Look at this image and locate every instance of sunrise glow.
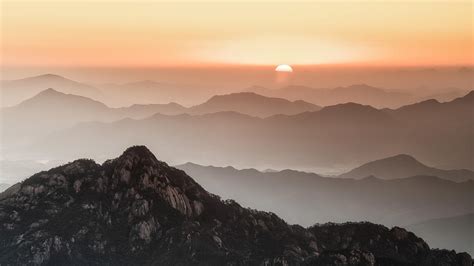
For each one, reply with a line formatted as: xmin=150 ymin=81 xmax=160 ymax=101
xmin=2 ymin=1 xmax=472 ymax=67
xmin=275 ymin=65 xmax=293 ymax=72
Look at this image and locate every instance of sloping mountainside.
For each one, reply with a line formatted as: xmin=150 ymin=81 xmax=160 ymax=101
xmin=407 ymin=214 xmax=474 ymax=256
xmin=0 ymin=184 xmax=10 ymax=193
xmin=177 ymin=163 xmax=474 ymax=227
xmin=339 ymin=154 xmax=474 ymax=182
xmin=177 ymin=163 xmax=474 ymax=256
xmin=189 ymin=92 xmax=320 ymax=117
xmin=0 ymin=183 xmax=21 ymax=200
xmin=0 ymin=146 xmax=471 ymax=265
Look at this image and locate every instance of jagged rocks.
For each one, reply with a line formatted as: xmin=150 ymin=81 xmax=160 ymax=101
xmin=308 ymin=249 xmax=376 ymax=266
xmin=0 ymin=146 xmax=471 ymax=265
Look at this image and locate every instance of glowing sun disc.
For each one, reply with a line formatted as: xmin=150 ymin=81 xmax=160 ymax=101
xmin=275 ymin=64 xmax=293 ymax=72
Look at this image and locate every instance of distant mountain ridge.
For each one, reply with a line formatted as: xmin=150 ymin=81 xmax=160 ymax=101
xmin=3 ymin=88 xmax=187 ymax=118
xmin=0 ymin=88 xmax=323 ymax=166
xmin=3 ymin=88 xmax=319 ymax=120
xmin=0 ymin=146 xmax=471 ymax=265
xmin=3 ymin=73 xmax=468 ymax=108
xmin=245 ymin=84 xmax=412 ymax=108
xmin=189 ymin=92 xmax=321 ymax=117
xmin=0 ymin=89 xmax=188 ymax=147
xmin=176 ymin=162 xmax=474 ymax=227
xmin=16 ymin=88 xmax=108 ymax=111
xmin=0 ymin=74 xmax=102 ymax=107
xmin=245 ymin=83 xmax=471 ymax=108
xmin=339 ymin=154 xmax=474 ymax=182
xmin=0 ymin=88 xmax=325 ymax=151
xmin=177 ymin=162 xmax=474 ymax=256
xmin=12 ymin=90 xmax=473 ymax=172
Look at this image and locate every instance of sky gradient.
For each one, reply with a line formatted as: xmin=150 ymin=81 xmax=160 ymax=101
xmin=2 ymin=1 xmax=473 ymax=67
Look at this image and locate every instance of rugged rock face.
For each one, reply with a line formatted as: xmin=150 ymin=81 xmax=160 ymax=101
xmin=0 ymin=146 xmax=471 ymax=265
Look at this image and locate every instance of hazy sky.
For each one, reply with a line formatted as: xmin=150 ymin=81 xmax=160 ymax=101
xmin=2 ymin=1 xmax=472 ymax=68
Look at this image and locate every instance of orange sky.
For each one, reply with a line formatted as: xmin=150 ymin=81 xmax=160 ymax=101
xmin=1 ymin=1 xmax=473 ymax=67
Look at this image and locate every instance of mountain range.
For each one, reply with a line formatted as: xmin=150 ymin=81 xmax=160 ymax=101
xmin=177 ymin=161 xmax=474 ymax=255
xmin=176 ymin=162 xmax=474 ymax=226
xmin=0 ymin=74 xmax=210 ymax=107
xmin=246 ymin=84 xmax=412 ymax=108
xmin=2 ymin=74 xmax=469 ymax=108
xmin=246 ymin=84 xmax=472 ymax=108
xmin=0 ymin=146 xmax=471 ymax=264
xmin=0 ymin=89 xmax=321 ymax=150
xmin=12 ymin=90 xmax=472 ymax=172
xmin=0 ymin=89 xmax=187 ymax=147
xmin=0 ymin=74 xmax=102 ymax=107
xmin=188 ymin=92 xmax=320 ymax=117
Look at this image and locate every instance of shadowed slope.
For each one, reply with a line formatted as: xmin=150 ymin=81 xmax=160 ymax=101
xmin=0 ymin=146 xmax=471 ymax=265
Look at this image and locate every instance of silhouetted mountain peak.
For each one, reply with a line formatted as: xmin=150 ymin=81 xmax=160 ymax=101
xmin=209 ymin=91 xmax=259 ymax=100
xmin=340 ymin=154 xmax=474 ymax=182
xmin=206 ymin=92 xmax=317 ymax=106
xmin=1 ymin=73 xmax=102 ymax=107
xmin=109 ymin=145 xmax=163 ymax=174
xmin=345 ymin=84 xmax=382 ymax=91
xmin=342 ymin=101 xmax=371 ymax=107
xmin=319 ymin=102 xmax=383 ymax=117
xmin=16 ymin=74 xmax=85 ymax=85
xmin=31 ymin=73 xmax=68 ymax=80
xmin=1 ymin=146 xmax=471 ymax=264
xmin=120 ymin=145 xmax=157 ymax=161
xmin=188 ymin=92 xmax=320 ymax=117
xmin=16 ymin=88 xmax=107 ymax=109
xmin=102 ymin=146 xmax=205 ymax=208
xmin=385 ymin=154 xmax=422 ymax=164
xmin=345 ymin=154 xmax=427 ymax=174
xmin=18 ymin=88 xmax=70 ymax=104
xmin=37 ymin=87 xmax=63 ymax=96
xmin=177 ymin=162 xmax=201 ymax=168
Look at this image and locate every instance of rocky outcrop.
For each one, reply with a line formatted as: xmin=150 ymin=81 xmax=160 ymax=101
xmin=0 ymin=146 xmax=471 ymax=265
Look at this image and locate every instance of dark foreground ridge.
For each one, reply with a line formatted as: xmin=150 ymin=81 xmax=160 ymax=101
xmin=0 ymin=146 xmax=471 ymax=265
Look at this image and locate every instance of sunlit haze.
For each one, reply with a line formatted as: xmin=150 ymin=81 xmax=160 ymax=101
xmin=2 ymin=1 xmax=472 ymax=68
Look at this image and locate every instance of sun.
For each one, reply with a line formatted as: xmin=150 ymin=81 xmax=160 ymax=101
xmin=275 ymin=64 xmax=293 ymax=72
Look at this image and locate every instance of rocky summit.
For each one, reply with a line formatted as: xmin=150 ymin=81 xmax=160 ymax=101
xmin=0 ymin=146 xmax=471 ymax=265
